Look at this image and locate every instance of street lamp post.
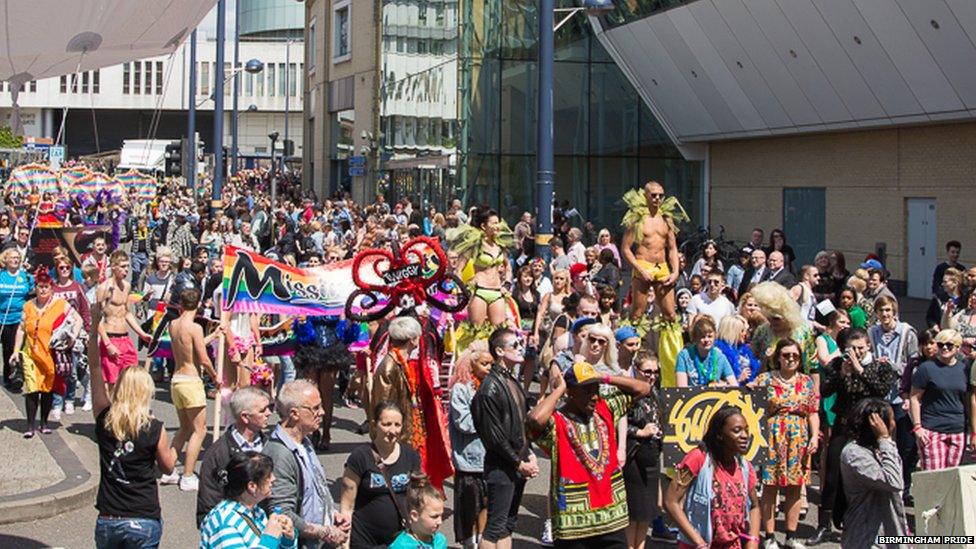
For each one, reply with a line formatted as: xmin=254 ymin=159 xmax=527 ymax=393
xmin=187 ymin=29 xmax=197 ymax=191
xmin=231 ymin=0 xmax=241 ymax=174
xmin=536 ymin=0 xmax=613 ymax=259
xmin=212 ymin=0 xmax=226 ymax=218
xmin=283 ymin=38 xmax=291 ymax=174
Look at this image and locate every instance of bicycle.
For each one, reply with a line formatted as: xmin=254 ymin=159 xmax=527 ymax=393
xmin=678 ymin=225 xmax=743 ymax=269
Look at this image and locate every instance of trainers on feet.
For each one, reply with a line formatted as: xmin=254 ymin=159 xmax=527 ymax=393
xmin=179 ymin=474 xmax=199 ymax=491
xmin=64 ymin=402 xmax=75 ymax=415
xmin=50 ymin=409 xmax=61 ymax=422
xmin=540 ymin=519 xmax=553 ymax=547
xmin=784 ymin=540 xmax=807 ymax=549
xmin=82 ymin=399 xmax=93 ymax=412
xmin=761 ymin=538 xmax=780 ymax=549
xmin=159 ymin=471 xmax=181 ymax=485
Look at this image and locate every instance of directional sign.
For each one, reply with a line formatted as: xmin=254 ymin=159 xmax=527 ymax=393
xmin=49 ymin=146 xmax=65 ymax=170
xmin=349 ymin=166 xmax=366 ymax=177
xmin=349 ymin=155 xmax=366 ymax=167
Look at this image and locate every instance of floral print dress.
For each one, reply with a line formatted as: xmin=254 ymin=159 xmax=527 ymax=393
xmin=754 ymin=372 xmax=819 ymax=486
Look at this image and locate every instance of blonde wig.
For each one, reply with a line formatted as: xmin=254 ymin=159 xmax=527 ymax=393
xmin=749 ymin=281 xmax=804 ymax=332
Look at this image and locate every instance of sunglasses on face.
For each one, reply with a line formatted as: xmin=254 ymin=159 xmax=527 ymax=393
xmin=780 ymin=352 xmax=801 ymax=361
xmin=648 ymin=193 xmax=664 ymax=198
xmin=589 ymin=337 xmax=609 ymax=346
xmin=937 ymin=342 xmax=958 ymax=350
xmin=639 ymin=368 xmax=660 ymax=375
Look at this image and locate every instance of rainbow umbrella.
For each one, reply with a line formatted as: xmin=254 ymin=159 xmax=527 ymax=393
xmin=87 ymin=172 xmax=126 ymax=202
xmin=59 ymin=166 xmax=93 ymax=194
xmin=114 ymin=169 xmax=157 ymax=201
xmin=7 ymin=163 xmax=59 ymax=196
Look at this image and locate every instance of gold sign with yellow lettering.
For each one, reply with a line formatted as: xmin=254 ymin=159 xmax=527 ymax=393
xmin=661 ymin=388 xmax=769 ymax=468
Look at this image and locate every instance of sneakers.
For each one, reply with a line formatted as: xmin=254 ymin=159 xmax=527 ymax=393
xmin=64 ymin=402 xmax=75 ymax=415
xmin=82 ymin=399 xmax=93 ymax=412
xmin=761 ymin=538 xmax=780 ymax=549
xmin=540 ymin=518 xmax=553 ymax=547
xmin=806 ymin=526 xmax=832 ymax=546
xmin=159 ymin=471 xmax=181 ymax=485
xmin=783 ymin=539 xmax=808 ymax=549
xmin=50 ymin=409 xmax=61 ymax=422
xmin=179 ymin=474 xmax=199 ymax=491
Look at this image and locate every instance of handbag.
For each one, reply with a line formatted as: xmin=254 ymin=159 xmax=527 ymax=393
xmin=370 ymin=444 xmax=408 ymax=530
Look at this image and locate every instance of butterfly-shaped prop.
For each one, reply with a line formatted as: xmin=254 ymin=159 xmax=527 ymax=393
xmin=344 ymin=236 xmax=469 ymax=322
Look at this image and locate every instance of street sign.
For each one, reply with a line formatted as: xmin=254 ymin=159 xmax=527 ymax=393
xmin=349 ymin=166 xmax=366 ymax=177
xmin=49 ymin=145 xmax=65 ymax=169
xmin=349 ymin=155 xmax=366 ymax=167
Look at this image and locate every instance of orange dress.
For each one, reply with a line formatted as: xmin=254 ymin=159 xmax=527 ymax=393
xmin=21 ymin=298 xmax=69 ymax=394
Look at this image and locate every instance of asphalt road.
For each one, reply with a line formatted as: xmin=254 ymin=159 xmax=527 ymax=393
xmin=0 ymin=379 xmax=844 ymax=549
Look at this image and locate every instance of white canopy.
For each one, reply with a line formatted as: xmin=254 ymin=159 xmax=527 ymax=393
xmin=0 ymin=0 xmax=216 ymax=84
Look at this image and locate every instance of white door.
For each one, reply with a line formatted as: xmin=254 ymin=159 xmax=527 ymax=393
xmin=906 ymin=198 xmax=937 ymax=299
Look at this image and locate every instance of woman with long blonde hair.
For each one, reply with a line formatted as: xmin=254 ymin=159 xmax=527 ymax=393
xmin=89 ymin=304 xmax=176 ymax=548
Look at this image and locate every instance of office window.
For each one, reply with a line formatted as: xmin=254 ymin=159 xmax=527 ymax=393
xmin=200 ymin=62 xmax=210 ymax=96
xmin=288 ymin=63 xmax=297 ymax=96
xmin=133 ymin=62 xmax=141 ymax=94
xmin=255 ymin=64 xmax=264 ymax=96
xmin=245 ymin=71 xmax=253 ymax=96
xmin=60 ymin=75 xmax=67 ymax=93
xmin=29 ymin=80 xmax=36 ymax=92
xmin=144 ymin=61 xmax=152 ymax=94
xmin=92 ymin=71 xmax=99 ymax=94
xmin=123 ymin=63 xmax=130 ymax=94
xmin=308 ymin=18 xmax=316 ymax=72
xmin=333 ymin=1 xmax=350 ymax=61
xmin=278 ymin=63 xmax=286 ymax=97
xmin=267 ymin=63 xmax=275 ymax=96
xmin=418 ymin=1 xmax=428 ymax=25
xmin=81 ymin=71 xmax=89 ymax=94
xmin=155 ymin=62 xmax=163 ymax=95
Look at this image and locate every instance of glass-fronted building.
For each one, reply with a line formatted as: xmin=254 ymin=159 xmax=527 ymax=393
xmin=239 ymin=0 xmax=304 ymax=40
xmin=458 ymin=0 xmax=702 ymax=231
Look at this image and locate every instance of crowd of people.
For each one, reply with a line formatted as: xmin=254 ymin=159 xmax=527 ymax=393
xmin=0 ymin=169 xmax=974 ymax=549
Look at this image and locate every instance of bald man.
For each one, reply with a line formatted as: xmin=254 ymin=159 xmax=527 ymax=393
xmin=768 ymin=251 xmax=797 ymax=288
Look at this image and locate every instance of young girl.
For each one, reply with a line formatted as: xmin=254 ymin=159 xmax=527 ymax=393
xmin=389 ymin=472 xmax=448 ymax=549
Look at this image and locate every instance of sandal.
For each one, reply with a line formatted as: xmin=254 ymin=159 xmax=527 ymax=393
xmin=23 ymin=430 xmax=35 ymax=439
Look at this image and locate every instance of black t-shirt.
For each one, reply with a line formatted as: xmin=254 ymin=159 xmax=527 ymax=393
xmin=95 ymin=408 xmax=164 ymax=519
xmin=346 ymin=444 xmax=421 ymax=548
xmin=911 ymin=359 xmax=971 ymax=433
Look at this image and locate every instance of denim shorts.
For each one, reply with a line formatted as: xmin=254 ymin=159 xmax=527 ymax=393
xmin=95 ymin=517 xmax=162 ymax=549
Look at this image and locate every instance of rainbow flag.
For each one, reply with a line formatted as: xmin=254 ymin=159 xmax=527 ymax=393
xmin=222 ymin=246 xmax=358 ymax=316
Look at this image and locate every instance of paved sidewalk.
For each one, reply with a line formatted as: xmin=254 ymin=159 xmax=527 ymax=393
xmin=0 ymin=387 xmax=97 ymax=526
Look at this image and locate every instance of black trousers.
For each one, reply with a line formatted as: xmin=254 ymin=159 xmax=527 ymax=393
xmin=819 ymin=428 xmax=848 ymax=529
xmin=482 ymin=460 xmax=526 ymax=542
xmin=553 ymin=528 xmax=628 ymax=549
xmin=1 ymin=322 xmax=20 ymax=387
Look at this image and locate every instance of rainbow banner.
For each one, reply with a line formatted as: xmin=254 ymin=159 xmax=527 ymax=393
xmin=222 ymin=245 xmax=358 ymax=316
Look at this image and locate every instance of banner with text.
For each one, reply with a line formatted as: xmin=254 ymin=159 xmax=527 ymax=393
xmin=222 ymin=246 xmax=357 ymax=316
xmin=661 ymin=387 xmax=769 ymax=468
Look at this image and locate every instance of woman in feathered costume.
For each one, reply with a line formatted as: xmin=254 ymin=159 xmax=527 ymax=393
xmin=446 ymin=207 xmax=516 ymax=350
xmin=620 ymin=181 xmax=690 ymax=387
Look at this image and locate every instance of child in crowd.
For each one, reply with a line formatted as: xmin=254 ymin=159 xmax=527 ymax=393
xmin=389 ymin=472 xmax=448 ymax=549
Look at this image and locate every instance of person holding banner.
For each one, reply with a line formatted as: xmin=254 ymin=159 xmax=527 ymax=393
xmin=750 ymin=339 xmax=819 ymax=549
xmin=663 ymin=405 xmax=761 ymax=549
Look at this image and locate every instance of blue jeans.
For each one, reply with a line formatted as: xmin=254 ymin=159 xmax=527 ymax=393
xmin=130 ymin=251 xmax=149 ymax=286
xmin=95 ymin=517 xmax=162 ymax=548
xmin=53 ymin=351 xmax=79 ymax=409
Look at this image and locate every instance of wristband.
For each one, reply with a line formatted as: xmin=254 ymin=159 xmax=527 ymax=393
xmin=603 ymin=375 xmax=612 ymax=385
xmin=912 ymin=424 xmax=923 ymax=433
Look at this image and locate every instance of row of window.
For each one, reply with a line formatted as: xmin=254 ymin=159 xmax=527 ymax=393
xmin=196 ymin=62 xmax=303 ymax=99
xmin=121 ymin=62 xmax=164 ymax=95
xmin=2 ymin=80 xmax=37 ymax=93
xmin=59 ymin=71 xmax=99 ymax=94
xmin=382 ymin=36 xmax=457 ymax=56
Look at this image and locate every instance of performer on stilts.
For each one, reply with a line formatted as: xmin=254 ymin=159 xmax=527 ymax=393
xmin=621 ymin=181 xmax=690 ymax=387
xmin=447 ymin=207 xmax=516 ymax=352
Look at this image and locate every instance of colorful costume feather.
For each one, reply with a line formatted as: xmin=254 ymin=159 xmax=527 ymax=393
xmin=620 ymin=188 xmax=690 ymax=241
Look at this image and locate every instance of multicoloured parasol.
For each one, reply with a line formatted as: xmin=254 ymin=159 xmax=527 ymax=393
xmin=7 ymin=163 xmax=59 ymax=196
xmin=114 ymin=169 xmax=157 ymax=201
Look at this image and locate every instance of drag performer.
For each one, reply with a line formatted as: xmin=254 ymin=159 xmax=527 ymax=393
xmin=345 ymin=236 xmax=468 ymax=489
xmin=447 ymin=207 xmax=516 ymax=350
xmin=621 ymin=181 xmax=689 ymax=387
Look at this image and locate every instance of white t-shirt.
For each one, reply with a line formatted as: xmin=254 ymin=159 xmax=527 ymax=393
xmin=687 ymin=293 xmax=736 ymax=326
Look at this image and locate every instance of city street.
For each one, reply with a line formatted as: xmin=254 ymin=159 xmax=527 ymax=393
xmin=0 ymin=378 xmax=845 ymax=549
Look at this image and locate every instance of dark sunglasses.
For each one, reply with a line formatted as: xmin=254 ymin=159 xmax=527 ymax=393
xmin=780 ymin=352 xmax=801 ymax=361
xmin=937 ymin=342 xmax=958 ymax=350
xmin=639 ymin=368 xmax=660 ymax=376
xmin=648 ymin=193 xmax=664 ymax=198
xmin=589 ymin=336 xmax=609 ymax=345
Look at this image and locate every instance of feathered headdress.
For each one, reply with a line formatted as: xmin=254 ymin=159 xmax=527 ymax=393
xmin=620 ymin=188 xmax=690 ymax=242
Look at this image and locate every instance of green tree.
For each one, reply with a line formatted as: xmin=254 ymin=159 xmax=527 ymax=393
xmin=0 ymin=125 xmax=22 ymax=149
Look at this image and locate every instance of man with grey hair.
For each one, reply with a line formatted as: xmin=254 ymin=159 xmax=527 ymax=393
xmin=369 ymin=316 xmax=423 ymax=441
xmin=263 ymin=380 xmax=350 ymax=547
xmin=566 ymin=227 xmax=586 ymax=265
xmin=195 ymin=387 xmax=271 ymax=525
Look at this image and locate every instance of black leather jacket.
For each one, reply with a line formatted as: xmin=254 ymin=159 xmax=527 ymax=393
xmin=471 ymin=366 xmax=530 ymax=469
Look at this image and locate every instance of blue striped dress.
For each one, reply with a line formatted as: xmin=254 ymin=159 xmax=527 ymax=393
xmin=199 ymin=499 xmax=297 ymax=549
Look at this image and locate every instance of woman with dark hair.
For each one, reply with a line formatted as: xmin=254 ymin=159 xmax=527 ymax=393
xmin=750 ymin=339 xmax=819 ymax=548
xmin=838 ymin=287 xmax=867 ymax=329
xmin=691 ymin=240 xmax=724 ymax=277
xmin=592 ymin=247 xmax=621 ymax=292
xmin=199 ymin=452 xmax=297 ymax=548
xmin=828 ymin=251 xmax=850 ymax=299
xmin=663 ymin=405 xmax=761 ymax=549
xmin=764 ymin=229 xmax=796 ymax=273
xmin=512 ymin=265 xmax=540 ymax=392
xmin=339 ymin=401 xmax=422 ymax=549
xmin=839 ymin=399 xmax=909 ymax=549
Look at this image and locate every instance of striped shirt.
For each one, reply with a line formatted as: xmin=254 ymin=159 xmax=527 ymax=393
xmin=199 ymin=499 xmax=297 ymax=549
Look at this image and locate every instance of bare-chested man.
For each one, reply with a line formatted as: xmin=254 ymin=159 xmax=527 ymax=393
xmin=160 ymin=287 xmax=222 ymax=491
xmin=96 ymin=250 xmax=151 ymax=390
xmin=621 ymin=181 xmax=686 ymax=387
xmin=621 ymin=181 xmax=681 ymax=323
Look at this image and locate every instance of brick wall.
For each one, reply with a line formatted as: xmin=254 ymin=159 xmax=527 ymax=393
xmin=709 ymin=121 xmax=976 ymax=287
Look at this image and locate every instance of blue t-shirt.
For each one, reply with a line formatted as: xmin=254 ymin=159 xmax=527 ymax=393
xmin=388 ymin=531 xmax=447 ymax=549
xmin=911 ymin=359 xmax=970 ymax=433
xmin=676 ymin=346 xmax=735 ymax=387
xmin=0 ymin=269 xmax=33 ymax=325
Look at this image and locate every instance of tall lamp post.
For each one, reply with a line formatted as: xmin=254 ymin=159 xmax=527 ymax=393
xmin=231 ymin=0 xmax=242 ymax=174
xmin=536 ymin=0 xmax=614 ymax=259
xmin=212 ymin=0 xmax=227 ymax=218
xmin=187 ymin=29 xmax=197 ymax=191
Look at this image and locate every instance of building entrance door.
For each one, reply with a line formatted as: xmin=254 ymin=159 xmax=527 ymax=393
xmin=783 ymin=188 xmax=825 ymax=267
xmin=906 ymin=198 xmax=937 ymax=299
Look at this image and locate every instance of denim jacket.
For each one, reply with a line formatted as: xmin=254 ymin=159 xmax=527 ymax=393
xmin=678 ymin=453 xmax=752 ymax=546
xmin=449 ymin=381 xmax=486 ymax=473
